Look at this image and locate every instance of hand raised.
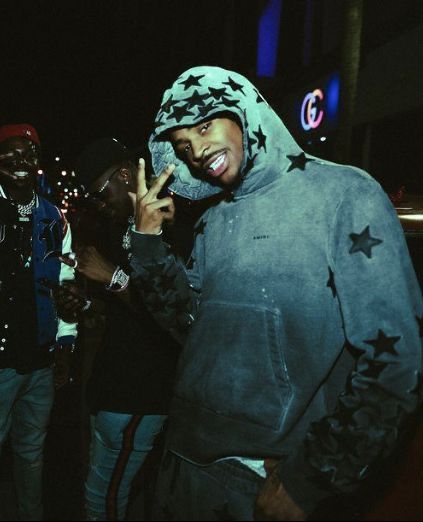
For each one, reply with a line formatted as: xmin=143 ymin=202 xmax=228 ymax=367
xmin=134 ymin=158 xmax=175 ymax=234
xmin=76 ymin=246 xmax=116 ymax=284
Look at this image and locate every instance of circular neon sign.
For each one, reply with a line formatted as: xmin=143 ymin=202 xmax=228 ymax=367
xmin=301 ymin=89 xmax=324 ymax=131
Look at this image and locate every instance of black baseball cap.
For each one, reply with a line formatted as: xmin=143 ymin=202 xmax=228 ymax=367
xmin=74 ymin=137 xmax=146 ymax=189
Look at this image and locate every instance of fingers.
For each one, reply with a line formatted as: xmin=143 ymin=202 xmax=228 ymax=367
xmin=145 ymin=164 xmax=175 ymax=200
xmin=136 ymin=158 xmax=148 ymax=199
xmin=148 ymin=196 xmax=175 ymax=211
xmin=145 ymin=197 xmax=175 ymax=225
xmin=59 ymin=252 xmax=78 ymax=268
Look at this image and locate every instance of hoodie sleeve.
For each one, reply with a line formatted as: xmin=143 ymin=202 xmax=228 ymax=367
xmin=130 ymin=228 xmax=202 ymax=345
xmin=277 ymin=179 xmax=423 ymax=515
xmin=56 ymin=216 xmax=78 ymax=343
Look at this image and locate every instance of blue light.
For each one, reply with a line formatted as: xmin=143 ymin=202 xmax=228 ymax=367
xmin=257 ymin=0 xmax=283 ymax=78
xmin=326 ymin=73 xmax=340 ymax=119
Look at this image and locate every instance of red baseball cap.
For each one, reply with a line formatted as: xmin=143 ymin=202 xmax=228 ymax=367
xmin=0 ymin=124 xmax=40 ymax=146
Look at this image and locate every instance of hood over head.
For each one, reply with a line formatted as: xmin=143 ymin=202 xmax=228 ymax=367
xmin=149 ymin=66 xmax=304 ymax=200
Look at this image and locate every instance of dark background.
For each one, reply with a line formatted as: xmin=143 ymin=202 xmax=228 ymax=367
xmin=0 ymin=0 xmax=259 ymax=164
xmin=1 ymin=0 xmax=423 ymax=197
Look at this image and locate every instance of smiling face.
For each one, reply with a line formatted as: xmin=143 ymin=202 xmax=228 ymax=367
xmin=170 ymin=116 xmax=244 ymax=187
xmin=0 ymin=136 xmax=39 ymax=193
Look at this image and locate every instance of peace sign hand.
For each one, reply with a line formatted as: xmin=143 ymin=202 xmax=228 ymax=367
xmin=135 ymin=158 xmax=176 ymax=234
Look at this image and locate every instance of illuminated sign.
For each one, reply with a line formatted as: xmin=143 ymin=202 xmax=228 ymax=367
xmin=257 ymin=0 xmax=282 ymax=78
xmin=301 ymin=89 xmax=324 ymax=131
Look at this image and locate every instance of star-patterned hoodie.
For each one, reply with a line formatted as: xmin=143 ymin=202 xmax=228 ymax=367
xmin=130 ymin=66 xmax=423 ymax=515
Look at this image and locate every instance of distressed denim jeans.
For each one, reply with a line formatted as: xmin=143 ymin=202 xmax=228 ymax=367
xmin=85 ymin=411 xmax=166 ymax=521
xmin=0 ymin=367 xmax=54 ymax=521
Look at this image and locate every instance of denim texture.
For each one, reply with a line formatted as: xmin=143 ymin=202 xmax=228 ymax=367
xmin=0 ymin=367 xmax=54 ymax=521
xmin=85 ymin=411 xmax=166 ymax=521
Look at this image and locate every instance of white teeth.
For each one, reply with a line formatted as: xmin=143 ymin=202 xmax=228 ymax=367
xmin=209 ymin=153 xmax=225 ymax=171
xmin=14 ymin=171 xmax=29 ymax=178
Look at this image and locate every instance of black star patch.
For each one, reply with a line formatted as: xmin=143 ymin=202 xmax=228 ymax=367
xmin=219 ymin=96 xmax=240 ymax=108
xmin=254 ymin=88 xmax=266 ymax=104
xmin=197 ymin=101 xmax=215 ymax=119
xmin=144 ymin=262 xmax=167 ymax=278
xmin=361 ymin=360 xmax=389 ymax=379
xmin=337 ymin=399 xmax=358 ymax=426
xmin=208 ymin=86 xmax=227 ymax=100
xmin=242 ymin=108 xmax=249 ymax=128
xmin=253 ymin=125 xmax=267 ymax=152
xmin=310 ymin=418 xmax=338 ymax=446
xmin=327 ymin=267 xmax=336 ymax=298
xmin=384 ymin=404 xmax=409 ymax=435
xmin=244 ymin=154 xmax=257 ymax=175
xmin=158 ymin=272 xmax=177 ymax=292
xmin=186 ymin=256 xmax=195 ymax=270
xmin=168 ymin=103 xmax=195 ymax=123
xmin=153 ymin=117 xmax=164 ymax=131
xmin=178 ymin=73 xmax=205 ymax=90
xmin=349 ymin=226 xmax=383 ymax=259
xmin=222 ymin=76 xmax=245 ymax=95
xmin=194 ymin=219 xmax=206 ymax=236
xmin=345 ymin=340 xmax=366 ymax=359
xmin=148 ymin=298 xmax=169 ymax=314
xmin=213 ymin=502 xmax=236 ymax=521
xmin=364 ymin=329 xmax=401 ymax=358
xmin=161 ymin=94 xmax=175 ymax=114
xmin=306 ymin=469 xmax=335 ymax=493
xmin=168 ymin=297 xmax=191 ymax=315
xmin=286 ymin=152 xmax=313 ymax=172
xmin=247 ymin=134 xmax=257 ymax=156
xmin=416 ymin=316 xmax=423 ymax=337
xmin=183 ymin=89 xmax=209 ymax=108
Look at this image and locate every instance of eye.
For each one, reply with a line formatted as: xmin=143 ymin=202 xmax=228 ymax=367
xmin=200 ymin=122 xmax=211 ymax=134
xmin=184 ymin=144 xmax=191 ymax=153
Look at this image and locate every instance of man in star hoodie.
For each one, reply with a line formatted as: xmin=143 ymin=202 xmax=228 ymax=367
xmin=129 ymin=67 xmax=422 ymax=520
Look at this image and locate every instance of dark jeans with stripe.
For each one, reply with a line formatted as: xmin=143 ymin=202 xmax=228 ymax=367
xmin=152 ymin=451 xmax=264 ymax=521
xmin=85 ymin=412 xmax=166 ymax=521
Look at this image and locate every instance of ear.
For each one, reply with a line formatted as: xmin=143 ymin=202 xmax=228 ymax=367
xmin=117 ymin=167 xmax=131 ymax=185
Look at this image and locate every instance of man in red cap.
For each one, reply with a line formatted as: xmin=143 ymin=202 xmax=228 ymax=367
xmin=0 ymin=124 xmax=78 ymax=520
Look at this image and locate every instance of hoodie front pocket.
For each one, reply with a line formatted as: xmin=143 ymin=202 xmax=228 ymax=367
xmin=174 ymin=301 xmax=292 ymax=431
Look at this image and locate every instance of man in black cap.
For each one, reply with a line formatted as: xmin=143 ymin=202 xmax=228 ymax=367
xmin=57 ymin=138 xmax=180 ymax=521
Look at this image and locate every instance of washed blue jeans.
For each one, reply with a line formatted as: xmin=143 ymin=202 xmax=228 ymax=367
xmin=85 ymin=411 xmax=167 ymax=521
xmin=0 ymin=366 xmax=54 ymax=521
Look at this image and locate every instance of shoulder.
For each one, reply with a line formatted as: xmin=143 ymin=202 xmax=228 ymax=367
xmin=307 ymin=160 xmax=385 ymax=206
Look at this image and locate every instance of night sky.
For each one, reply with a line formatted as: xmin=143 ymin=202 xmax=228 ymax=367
xmin=1 ymin=0 xmax=259 ymax=165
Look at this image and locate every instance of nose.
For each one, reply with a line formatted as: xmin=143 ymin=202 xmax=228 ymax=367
xmin=191 ymin=137 xmax=208 ymax=164
xmin=15 ymin=152 xmax=37 ymax=167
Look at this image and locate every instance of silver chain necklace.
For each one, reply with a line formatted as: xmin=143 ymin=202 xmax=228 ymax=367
xmin=122 ymin=216 xmax=134 ymax=255
xmin=17 ymin=192 xmax=36 ymax=216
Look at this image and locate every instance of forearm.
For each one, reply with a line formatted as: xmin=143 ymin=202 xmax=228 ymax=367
xmin=130 ymin=230 xmax=198 ymax=344
xmin=277 ymin=181 xmax=423 ymax=515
